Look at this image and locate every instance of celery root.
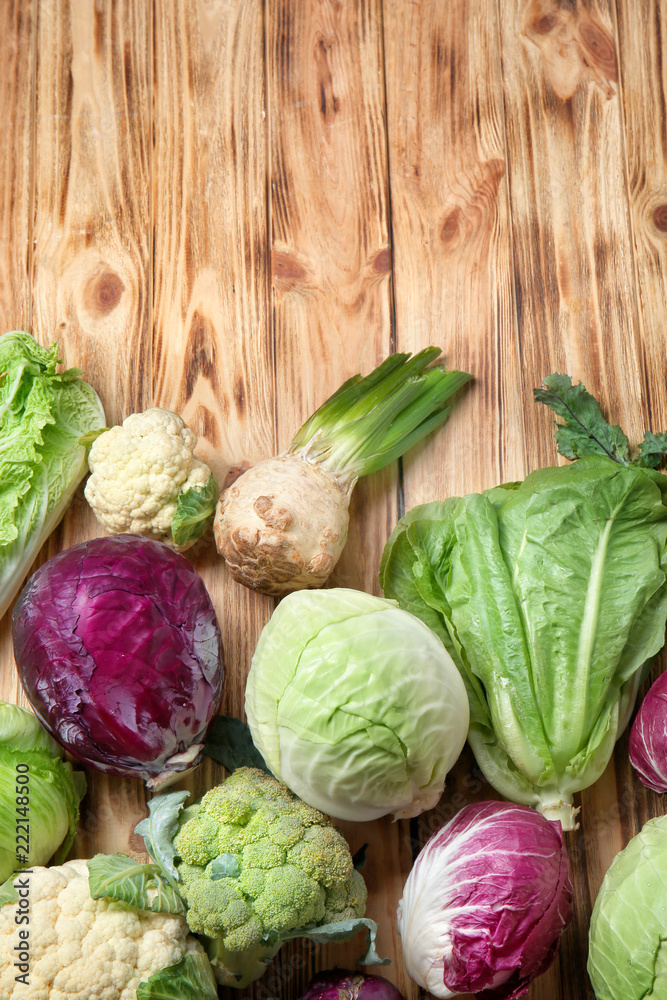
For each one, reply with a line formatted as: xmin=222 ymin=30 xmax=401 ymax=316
xmin=214 ymin=455 xmax=349 ymax=595
xmin=214 ymin=349 xmax=471 ymax=596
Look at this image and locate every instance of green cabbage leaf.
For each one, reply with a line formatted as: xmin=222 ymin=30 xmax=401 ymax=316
xmin=0 ymin=702 xmax=86 ymax=882
xmin=588 ymin=814 xmax=667 ymax=999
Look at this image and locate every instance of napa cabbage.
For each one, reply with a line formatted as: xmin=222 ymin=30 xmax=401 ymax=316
xmin=0 ymin=331 xmax=105 ymax=620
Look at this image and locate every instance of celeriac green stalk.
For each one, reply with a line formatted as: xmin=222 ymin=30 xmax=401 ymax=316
xmin=291 ymin=347 xmax=471 ymax=488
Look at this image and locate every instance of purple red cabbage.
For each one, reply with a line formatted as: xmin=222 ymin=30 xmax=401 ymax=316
xmin=299 ymin=970 xmax=405 ymax=1000
xmin=12 ymin=533 xmax=224 ymax=786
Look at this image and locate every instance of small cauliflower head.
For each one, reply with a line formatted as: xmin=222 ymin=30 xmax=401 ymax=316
xmin=0 ymin=859 xmax=205 ymax=1000
xmin=85 ymin=408 xmax=212 ymax=550
xmin=173 ymin=767 xmax=367 ymax=952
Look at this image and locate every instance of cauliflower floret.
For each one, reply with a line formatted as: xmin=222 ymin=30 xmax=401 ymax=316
xmin=0 ymin=860 xmax=208 ymax=1000
xmin=172 ymin=767 xmax=368 ymax=988
xmin=84 ymin=408 xmax=214 ymax=550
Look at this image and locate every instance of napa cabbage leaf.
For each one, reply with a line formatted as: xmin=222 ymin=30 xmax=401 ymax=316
xmin=0 ymin=331 xmax=105 ymax=620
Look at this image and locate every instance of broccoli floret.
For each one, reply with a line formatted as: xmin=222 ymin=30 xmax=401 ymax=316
xmin=266 ymin=814 xmax=306 ymax=849
xmin=237 ymin=868 xmax=266 ymax=899
xmin=172 ymin=768 xmax=368 ymax=988
xmin=252 ymin=865 xmax=326 ymax=931
xmin=242 ymin=837 xmax=286 ymax=871
xmin=177 ymin=862 xmax=255 ymax=941
xmin=325 ymin=869 xmax=369 ymax=921
xmin=286 ymin=826 xmax=354 ymax=890
xmin=176 ymin=814 xmax=221 ymax=867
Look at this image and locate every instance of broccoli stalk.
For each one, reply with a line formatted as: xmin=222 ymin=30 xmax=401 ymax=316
xmin=203 ymin=937 xmax=283 ymax=989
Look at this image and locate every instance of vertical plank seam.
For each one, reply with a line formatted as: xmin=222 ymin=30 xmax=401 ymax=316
xmin=265 ymin=0 xmax=279 ymax=457
xmin=142 ymin=0 xmax=153 ymax=829
xmin=151 ymin=0 xmax=167 ymax=410
xmin=28 ymin=0 xmax=38 ymax=334
xmin=143 ymin=0 xmax=153 ymax=815
xmin=151 ymin=0 xmax=160 ymax=406
xmin=149 ymin=0 xmax=154 ymax=409
xmin=494 ymin=0 xmax=529 ymax=482
xmin=610 ymin=0 xmax=651 ymax=424
xmin=378 ymin=0 xmax=404 ymax=520
xmin=378 ymin=0 xmax=397 ymax=354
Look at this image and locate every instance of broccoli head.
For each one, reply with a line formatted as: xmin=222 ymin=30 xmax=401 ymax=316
xmin=172 ymin=767 xmax=368 ymax=986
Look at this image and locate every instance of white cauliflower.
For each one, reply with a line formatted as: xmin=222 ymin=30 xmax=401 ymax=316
xmin=85 ymin=408 xmax=217 ymax=550
xmin=0 ymin=860 xmax=208 ymax=1000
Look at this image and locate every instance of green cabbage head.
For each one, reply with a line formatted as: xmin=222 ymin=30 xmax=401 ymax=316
xmin=588 ymin=814 xmax=667 ymax=999
xmin=0 ymin=702 xmax=86 ymax=882
xmin=244 ymin=588 xmax=469 ymax=822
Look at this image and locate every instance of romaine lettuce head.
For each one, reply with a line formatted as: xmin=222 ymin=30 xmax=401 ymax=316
xmin=380 ymin=457 xmax=667 ymax=829
xmin=588 ymin=814 xmax=667 ymax=999
xmin=0 ymin=702 xmax=86 ymax=882
xmin=245 ymin=588 xmax=469 ymax=822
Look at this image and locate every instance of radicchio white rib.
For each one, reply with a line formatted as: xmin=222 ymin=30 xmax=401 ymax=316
xmin=629 ymin=670 xmax=667 ymax=792
xmin=12 ymin=533 xmax=224 ymax=787
xmin=396 ymin=801 xmax=572 ymax=999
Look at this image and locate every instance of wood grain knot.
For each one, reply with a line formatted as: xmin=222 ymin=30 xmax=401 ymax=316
xmin=316 ymin=35 xmax=340 ymax=122
xmin=441 ymin=207 xmax=463 ymax=250
xmin=83 ymin=268 xmax=125 ymax=317
xmin=272 ymin=250 xmax=308 ymax=286
xmin=522 ymin=0 xmax=617 ymax=99
xmin=533 ymin=13 xmax=558 ymax=34
xmin=233 ymin=374 xmax=245 ymax=413
xmin=440 ymin=159 xmax=505 ymax=253
xmin=372 ymin=248 xmax=392 ymax=273
xmin=578 ymin=21 xmax=617 ymax=79
xmin=653 ymin=205 xmax=667 ymax=233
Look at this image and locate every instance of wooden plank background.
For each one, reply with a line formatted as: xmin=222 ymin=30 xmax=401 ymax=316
xmin=0 ymin=1 xmax=666 ymax=998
